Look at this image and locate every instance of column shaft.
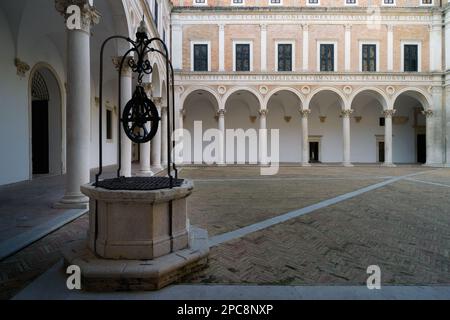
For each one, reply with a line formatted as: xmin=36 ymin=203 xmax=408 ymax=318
xmin=342 ymin=110 xmax=353 ymax=167
xmin=151 ymin=99 xmax=162 ymax=170
xmin=218 ymin=110 xmax=226 ymax=165
xmin=161 ymin=106 xmax=168 ymax=165
xmin=259 ymin=110 xmax=268 ymax=165
xmin=120 ymin=74 xmax=132 ymax=177
xmin=300 ymin=109 xmax=311 ymax=166
xmin=383 ymin=109 xmax=396 ymax=167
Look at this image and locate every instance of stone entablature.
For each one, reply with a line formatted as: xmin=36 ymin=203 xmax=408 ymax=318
xmin=175 ymin=72 xmax=440 ymax=86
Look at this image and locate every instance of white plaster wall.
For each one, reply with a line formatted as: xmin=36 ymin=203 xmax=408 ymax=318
xmin=0 ymin=9 xmax=29 ymax=185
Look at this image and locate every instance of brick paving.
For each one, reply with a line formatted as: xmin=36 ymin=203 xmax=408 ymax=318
xmin=0 ymin=166 xmax=449 ymax=299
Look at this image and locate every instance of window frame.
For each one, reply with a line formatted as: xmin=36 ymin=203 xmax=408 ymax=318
xmin=401 ymin=41 xmax=421 ymax=72
xmin=231 ymin=0 xmax=245 ymax=6
xmin=233 ymin=40 xmax=253 ymax=72
xmin=190 ymin=41 xmax=211 ymax=72
xmin=344 ymin=0 xmax=358 ymax=6
xmin=275 ymin=41 xmax=295 ymax=72
xmin=268 ymin=0 xmax=283 ymax=6
xmin=359 ymin=41 xmax=380 ymax=72
xmin=317 ymin=41 xmax=338 ymax=72
xmin=193 ymin=0 xmax=208 ymax=6
xmin=419 ymin=0 xmax=434 ymax=6
xmin=306 ymin=0 xmax=320 ymax=6
xmin=381 ymin=0 xmax=396 ymax=6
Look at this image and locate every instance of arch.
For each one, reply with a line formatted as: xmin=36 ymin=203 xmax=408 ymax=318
xmin=349 ymin=87 xmax=390 ymax=110
xmin=151 ymin=63 xmax=162 ymax=98
xmin=28 ymin=63 xmax=64 ymax=177
xmin=222 ymin=87 xmax=264 ymax=111
xmin=306 ymin=87 xmax=348 ymax=110
xmin=264 ymin=87 xmax=305 ymax=108
xmin=183 ymin=89 xmax=220 ymax=114
xmin=392 ymin=87 xmax=432 ymax=110
xmin=180 ymin=86 xmax=222 ymax=111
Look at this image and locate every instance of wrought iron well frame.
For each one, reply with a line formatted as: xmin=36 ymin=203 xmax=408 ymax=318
xmin=95 ymin=21 xmax=178 ymax=189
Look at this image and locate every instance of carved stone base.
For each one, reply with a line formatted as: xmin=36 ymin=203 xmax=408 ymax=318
xmin=62 ymin=227 xmax=209 ymax=292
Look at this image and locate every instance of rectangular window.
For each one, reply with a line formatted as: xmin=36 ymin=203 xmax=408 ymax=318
xmin=362 ymin=44 xmax=377 ymax=72
xmin=320 ymin=44 xmax=334 ymax=71
xmin=106 ymin=109 xmax=112 ymax=140
xmin=421 ymin=0 xmax=432 ymax=4
xmin=379 ymin=118 xmax=385 ymax=127
xmin=308 ymin=0 xmax=319 ymax=3
xmin=235 ymin=44 xmax=251 ymax=71
xmin=270 ymin=0 xmax=281 ymax=3
xmin=278 ymin=44 xmax=292 ymax=71
xmin=404 ymin=44 xmax=418 ymax=72
xmin=346 ymin=0 xmax=356 ymax=4
xmin=195 ymin=0 xmax=206 ymax=3
xmin=383 ymin=0 xmax=394 ymax=4
xmin=193 ymin=44 xmax=208 ymax=72
xmin=233 ymin=0 xmax=243 ymax=3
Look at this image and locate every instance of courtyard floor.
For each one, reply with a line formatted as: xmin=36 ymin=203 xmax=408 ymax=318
xmin=1 ymin=165 xmax=450 ymax=299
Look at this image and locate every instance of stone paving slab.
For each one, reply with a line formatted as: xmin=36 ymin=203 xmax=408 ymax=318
xmin=184 ymin=179 xmax=450 ymax=286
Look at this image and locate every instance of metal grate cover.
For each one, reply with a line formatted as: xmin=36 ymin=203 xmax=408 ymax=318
xmin=95 ymin=177 xmax=184 ymax=191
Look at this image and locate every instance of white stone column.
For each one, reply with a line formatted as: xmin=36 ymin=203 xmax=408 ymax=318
xmin=260 ymin=24 xmax=267 ymax=72
xmin=300 ymin=109 xmax=311 ymax=166
xmin=445 ymin=7 xmax=450 ymax=71
xmin=446 ymin=80 xmax=450 ymax=166
xmin=430 ymin=12 xmax=443 ymax=72
xmin=423 ymin=109 xmax=435 ymax=166
xmin=54 ymin=0 xmax=99 ymax=209
xmin=344 ymin=24 xmax=351 ymax=72
xmin=219 ymin=24 xmax=225 ymax=72
xmin=341 ymin=109 xmax=354 ymax=167
xmin=217 ymin=109 xmax=226 ymax=165
xmin=302 ymin=24 xmax=309 ymax=71
xmin=387 ymin=25 xmax=394 ymax=71
xmin=172 ymin=24 xmax=183 ymax=70
xmin=151 ymin=98 xmax=163 ymax=171
xmin=383 ymin=109 xmax=396 ymax=167
xmin=112 ymin=56 xmax=133 ymax=177
xmin=259 ymin=109 xmax=268 ymax=165
xmin=430 ymin=84 xmax=444 ymax=165
xmin=139 ymin=83 xmax=153 ymax=176
xmin=161 ymin=106 xmax=168 ymax=166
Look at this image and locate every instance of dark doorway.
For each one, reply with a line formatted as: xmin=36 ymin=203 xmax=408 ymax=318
xmin=417 ymin=134 xmax=426 ymax=164
xmin=378 ymin=141 xmax=385 ymax=163
xmin=32 ymin=101 xmax=49 ymax=174
xmin=309 ymin=142 xmax=320 ymax=163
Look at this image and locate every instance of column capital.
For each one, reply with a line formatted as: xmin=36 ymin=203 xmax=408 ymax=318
xmin=153 ymin=97 xmax=163 ymax=107
xmin=260 ymin=24 xmax=267 ymax=31
xmin=55 ymin=0 xmax=100 ymax=33
xmin=217 ymin=109 xmax=226 ymax=117
xmin=344 ymin=24 xmax=352 ymax=32
xmin=340 ymin=109 xmax=354 ymax=118
xmin=422 ymin=109 xmax=434 ymax=117
xmin=387 ymin=24 xmax=394 ymax=32
xmin=383 ymin=109 xmax=397 ymax=118
xmin=14 ymin=58 xmax=30 ymax=78
xmin=143 ymin=82 xmax=153 ymax=96
xmin=259 ymin=109 xmax=268 ymax=117
xmin=299 ymin=109 xmax=311 ymax=118
xmin=219 ymin=24 xmax=225 ymax=31
xmin=112 ymin=56 xmax=133 ymax=77
xmin=302 ymin=24 xmax=309 ymax=31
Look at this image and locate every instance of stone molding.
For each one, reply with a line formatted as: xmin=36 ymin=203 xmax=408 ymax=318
xmin=259 ymin=109 xmax=269 ymax=117
xmin=217 ymin=109 xmax=226 ymax=116
xmin=422 ymin=109 xmax=434 ymax=117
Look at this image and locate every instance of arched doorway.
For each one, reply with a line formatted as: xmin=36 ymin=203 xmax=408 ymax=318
xmin=30 ymin=67 xmax=62 ymax=176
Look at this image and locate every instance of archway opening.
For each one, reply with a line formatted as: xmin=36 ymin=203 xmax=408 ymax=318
xmin=308 ymin=90 xmax=345 ymax=163
xmin=393 ymin=91 xmax=428 ymax=164
xmin=224 ymin=90 xmax=260 ymax=164
xmin=350 ymin=90 xmax=387 ymax=163
xmin=267 ymin=90 xmax=302 ymax=163
xmin=30 ymin=67 xmax=62 ymax=176
xmin=183 ymin=89 xmax=219 ymax=164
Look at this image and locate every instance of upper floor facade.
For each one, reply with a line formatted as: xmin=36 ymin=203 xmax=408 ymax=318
xmin=170 ymin=1 xmax=450 ymax=75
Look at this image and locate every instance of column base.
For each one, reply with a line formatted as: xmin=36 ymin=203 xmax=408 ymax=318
xmin=136 ymin=170 xmax=154 ymax=177
xmin=152 ymin=165 xmax=163 ymax=173
xmin=382 ymin=162 xmax=397 ymax=168
xmin=217 ymin=162 xmax=227 ymax=167
xmin=301 ymin=162 xmax=312 ymax=167
xmin=54 ymin=194 xmax=89 ymax=210
xmin=423 ymin=162 xmax=445 ymax=168
xmin=342 ymin=162 xmax=354 ymax=167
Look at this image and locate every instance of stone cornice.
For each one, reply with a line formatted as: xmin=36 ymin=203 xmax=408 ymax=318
xmin=175 ymin=72 xmax=441 ymax=85
xmin=172 ymin=7 xmax=437 ymax=25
